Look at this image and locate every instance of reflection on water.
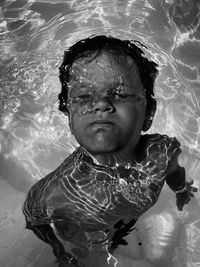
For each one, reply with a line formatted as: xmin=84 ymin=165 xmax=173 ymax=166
xmin=0 ymin=0 xmax=200 ymax=266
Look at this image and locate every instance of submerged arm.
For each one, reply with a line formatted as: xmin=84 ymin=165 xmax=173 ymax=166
xmin=165 ymin=165 xmax=186 ymax=193
xmin=165 ymin=164 xmax=198 ymax=211
xmin=22 ymin=171 xmax=84 ymax=267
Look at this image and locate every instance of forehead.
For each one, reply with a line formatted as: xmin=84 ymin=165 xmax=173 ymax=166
xmin=67 ymin=51 xmax=144 ymax=97
xmin=70 ymin=52 xmax=139 ymax=82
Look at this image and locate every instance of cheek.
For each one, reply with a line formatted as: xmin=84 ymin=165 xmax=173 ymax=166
xmin=69 ymin=102 xmax=94 ymax=117
xmin=117 ymin=105 xmax=145 ymax=127
xmin=70 ymin=113 xmax=82 ymax=130
xmin=117 ymin=105 xmax=137 ymax=121
xmin=69 ymin=111 xmax=80 ymax=133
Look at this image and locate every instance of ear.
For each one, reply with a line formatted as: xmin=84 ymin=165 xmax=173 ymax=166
xmin=142 ymin=108 xmax=156 ymax=132
xmin=142 ymin=98 xmax=157 ymax=132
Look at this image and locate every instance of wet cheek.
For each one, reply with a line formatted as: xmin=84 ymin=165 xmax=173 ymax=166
xmin=117 ymin=106 xmax=137 ymax=121
xmin=69 ymin=102 xmax=94 ymax=116
xmin=70 ymin=112 xmax=89 ymax=133
xmin=118 ymin=106 xmax=145 ymax=129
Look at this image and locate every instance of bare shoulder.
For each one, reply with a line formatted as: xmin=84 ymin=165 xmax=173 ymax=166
xmin=138 ymin=133 xmax=181 ymax=156
xmin=136 ymin=133 xmax=182 ymax=174
xmin=28 ymin=147 xmax=81 ymax=192
xmin=22 ymin=148 xmax=80 ymax=224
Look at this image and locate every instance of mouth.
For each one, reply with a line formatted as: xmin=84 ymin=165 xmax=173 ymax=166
xmin=90 ymin=120 xmax=115 ymax=126
xmin=90 ymin=120 xmax=116 ymax=130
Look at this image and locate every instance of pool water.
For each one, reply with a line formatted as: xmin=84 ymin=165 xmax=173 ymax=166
xmin=0 ymin=0 xmax=200 ymax=267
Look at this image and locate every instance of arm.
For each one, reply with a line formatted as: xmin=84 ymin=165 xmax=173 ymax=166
xmin=166 ymin=165 xmax=186 ymax=193
xmin=22 ymin=173 xmax=84 ymax=267
xmin=165 ymin=164 xmax=198 ymax=211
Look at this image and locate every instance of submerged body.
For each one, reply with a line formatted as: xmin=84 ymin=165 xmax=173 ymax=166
xmin=22 ymin=36 xmax=197 ymax=266
xmin=22 ymin=133 xmax=181 ymax=265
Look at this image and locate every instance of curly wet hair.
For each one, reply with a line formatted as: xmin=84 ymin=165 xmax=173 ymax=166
xmin=58 ymin=35 xmax=158 ymax=130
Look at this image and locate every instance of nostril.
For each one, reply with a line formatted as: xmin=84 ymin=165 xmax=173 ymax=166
xmin=95 ymin=106 xmax=113 ymax=112
xmin=93 ymin=98 xmax=115 ymax=113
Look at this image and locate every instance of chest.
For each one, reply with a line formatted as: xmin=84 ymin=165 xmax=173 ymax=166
xmin=49 ymin=162 xmax=166 ymax=258
xmin=83 ymin=163 xmax=165 ymax=203
xmin=54 ymin=158 xmax=166 ymax=226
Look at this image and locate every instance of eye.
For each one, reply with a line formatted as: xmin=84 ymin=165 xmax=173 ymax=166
xmin=78 ymin=94 xmax=91 ymax=99
xmin=111 ymin=92 xmax=133 ymax=99
xmin=73 ymin=94 xmax=91 ymax=104
xmin=117 ymin=93 xmax=131 ymax=98
xmin=109 ymin=91 xmax=146 ymax=103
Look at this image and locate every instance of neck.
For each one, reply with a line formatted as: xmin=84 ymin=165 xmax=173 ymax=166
xmin=81 ymin=146 xmax=137 ymax=167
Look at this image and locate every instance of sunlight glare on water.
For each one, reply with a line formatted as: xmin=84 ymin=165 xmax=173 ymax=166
xmin=0 ymin=0 xmax=200 ymax=267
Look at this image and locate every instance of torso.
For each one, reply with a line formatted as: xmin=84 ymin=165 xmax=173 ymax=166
xmin=24 ymin=133 xmax=181 ymax=257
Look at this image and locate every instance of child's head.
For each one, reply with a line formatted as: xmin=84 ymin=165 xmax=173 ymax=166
xmin=58 ymin=35 xmax=158 ymax=155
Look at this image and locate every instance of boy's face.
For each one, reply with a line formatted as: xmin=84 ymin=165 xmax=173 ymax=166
xmin=66 ymin=52 xmax=146 ymax=155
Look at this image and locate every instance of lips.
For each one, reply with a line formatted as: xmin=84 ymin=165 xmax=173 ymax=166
xmin=89 ymin=120 xmax=116 ymax=131
xmin=90 ymin=120 xmax=115 ymax=126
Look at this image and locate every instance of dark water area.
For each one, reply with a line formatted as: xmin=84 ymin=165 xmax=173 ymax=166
xmin=0 ymin=0 xmax=200 ymax=266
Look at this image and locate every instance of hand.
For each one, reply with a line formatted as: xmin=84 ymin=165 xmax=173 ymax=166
xmin=176 ymin=180 xmax=198 ymax=211
xmin=57 ymin=253 xmax=85 ymax=267
xmin=58 ymin=260 xmax=85 ymax=267
xmin=58 ymin=263 xmax=85 ymax=267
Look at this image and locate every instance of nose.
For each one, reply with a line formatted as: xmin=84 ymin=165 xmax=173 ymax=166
xmin=93 ymin=97 xmax=115 ymax=113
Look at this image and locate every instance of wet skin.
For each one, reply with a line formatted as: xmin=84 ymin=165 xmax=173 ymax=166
xmin=66 ymin=52 xmax=147 ymax=165
xmin=22 ymin=51 xmax=198 ymax=267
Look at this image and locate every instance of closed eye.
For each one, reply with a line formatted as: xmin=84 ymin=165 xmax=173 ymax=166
xmin=77 ymin=94 xmax=91 ymax=99
xmin=111 ymin=92 xmax=135 ymax=98
xmin=110 ymin=92 xmax=146 ymax=104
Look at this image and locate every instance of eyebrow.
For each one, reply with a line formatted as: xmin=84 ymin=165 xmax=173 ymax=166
xmin=72 ymin=79 xmax=127 ymax=89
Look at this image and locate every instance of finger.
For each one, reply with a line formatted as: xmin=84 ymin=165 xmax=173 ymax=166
xmin=192 ymin=187 xmax=198 ymax=192
xmin=178 ymin=205 xmax=183 ymax=211
xmin=190 ymin=187 xmax=198 ymax=193
xmin=188 ymin=180 xmax=194 ymax=185
xmin=177 ymin=202 xmax=183 ymax=211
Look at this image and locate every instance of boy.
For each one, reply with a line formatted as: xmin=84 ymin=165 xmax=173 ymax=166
xmin=22 ymin=35 xmax=197 ymax=267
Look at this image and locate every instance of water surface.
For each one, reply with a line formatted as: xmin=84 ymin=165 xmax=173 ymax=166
xmin=0 ymin=0 xmax=200 ymax=266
